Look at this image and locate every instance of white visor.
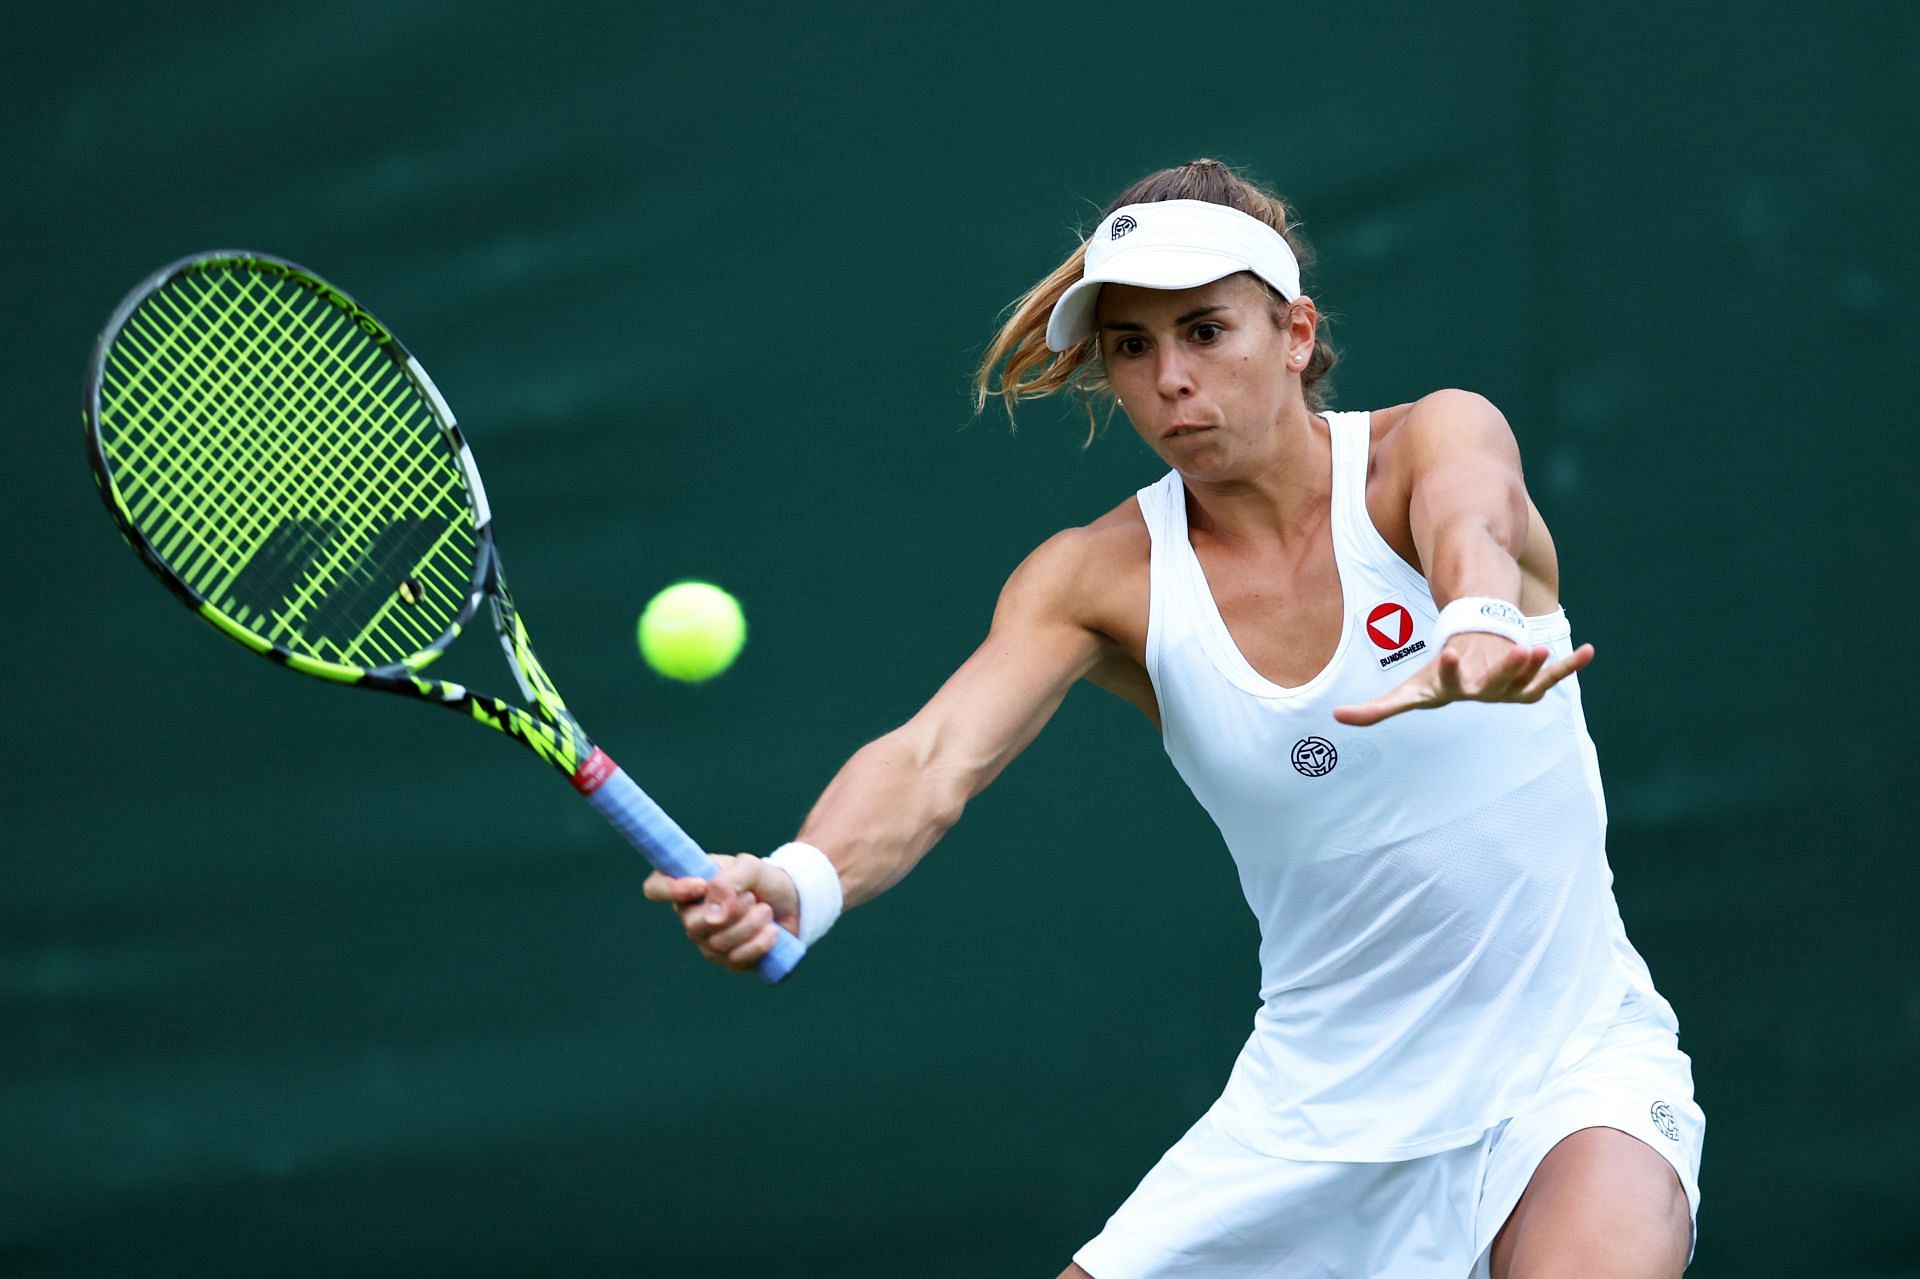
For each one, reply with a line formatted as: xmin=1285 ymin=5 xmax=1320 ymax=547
xmin=1045 ymin=199 xmax=1302 ymax=352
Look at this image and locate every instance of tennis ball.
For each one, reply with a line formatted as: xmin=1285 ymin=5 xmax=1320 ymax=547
xmin=638 ymin=581 xmax=745 ymax=683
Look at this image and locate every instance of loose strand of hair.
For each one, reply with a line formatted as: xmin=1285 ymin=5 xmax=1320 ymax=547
xmin=973 ymin=244 xmax=1096 ymax=428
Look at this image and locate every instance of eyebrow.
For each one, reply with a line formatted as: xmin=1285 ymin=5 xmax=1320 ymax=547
xmin=1100 ymin=304 xmax=1230 ymax=333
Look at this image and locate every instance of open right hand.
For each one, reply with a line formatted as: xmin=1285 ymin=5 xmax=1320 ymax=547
xmin=641 ymin=853 xmax=800 ymax=973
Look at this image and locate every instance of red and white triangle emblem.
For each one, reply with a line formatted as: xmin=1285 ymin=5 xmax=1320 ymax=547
xmin=1366 ymin=602 xmax=1413 ymax=650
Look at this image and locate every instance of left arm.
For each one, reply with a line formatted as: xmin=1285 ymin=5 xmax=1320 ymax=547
xmin=1333 ymin=389 xmax=1593 ymax=726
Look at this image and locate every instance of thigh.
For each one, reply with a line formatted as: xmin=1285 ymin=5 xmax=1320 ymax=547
xmin=1474 ymin=989 xmax=1705 ymax=1277
xmin=1489 ymin=1126 xmax=1690 ymax=1279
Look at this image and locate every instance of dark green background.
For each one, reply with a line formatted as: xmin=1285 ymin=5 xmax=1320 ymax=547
xmin=6 ymin=3 xmax=1914 ymax=1275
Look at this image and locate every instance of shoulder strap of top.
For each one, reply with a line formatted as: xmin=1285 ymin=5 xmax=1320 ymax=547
xmin=1326 ymin=411 xmax=1370 ymax=543
xmin=1135 ymin=469 xmax=1183 ymax=545
xmin=1325 ymin=409 xmax=1435 ymax=601
xmin=1136 ymin=469 xmax=1189 ymax=687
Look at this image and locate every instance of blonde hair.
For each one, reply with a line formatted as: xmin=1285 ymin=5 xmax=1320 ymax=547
xmin=974 ymin=158 xmax=1338 ymax=436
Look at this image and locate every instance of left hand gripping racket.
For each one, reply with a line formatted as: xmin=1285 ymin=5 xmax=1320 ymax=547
xmin=83 ymin=250 xmax=805 ymax=984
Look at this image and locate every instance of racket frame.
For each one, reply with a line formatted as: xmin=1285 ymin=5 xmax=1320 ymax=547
xmin=83 ymin=251 xmax=600 ymax=769
xmin=83 ymin=250 xmax=805 ymax=982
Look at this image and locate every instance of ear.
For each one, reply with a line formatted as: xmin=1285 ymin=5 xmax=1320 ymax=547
xmin=1286 ymin=296 xmax=1319 ymax=366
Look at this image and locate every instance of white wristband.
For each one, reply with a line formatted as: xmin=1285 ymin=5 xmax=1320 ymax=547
xmin=1431 ymin=596 xmax=1528 ymax=648
xmin=767 ymin=841 xmax=842 ymax=946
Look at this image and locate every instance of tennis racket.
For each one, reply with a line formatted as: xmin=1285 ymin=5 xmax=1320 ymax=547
xmin=83 ymin=250 xmax=805 ymax=984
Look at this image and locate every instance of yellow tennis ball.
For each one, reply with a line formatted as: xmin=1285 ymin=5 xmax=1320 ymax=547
xmin=638 ymin=581 xmax=746 ymax=683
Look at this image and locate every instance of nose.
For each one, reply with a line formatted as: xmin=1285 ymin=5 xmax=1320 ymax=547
xmin=1154 ymin=348 xmax=1196 ymax=400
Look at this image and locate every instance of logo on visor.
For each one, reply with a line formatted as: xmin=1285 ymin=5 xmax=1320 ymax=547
xmin=1110 ymin=215 xmax=1138 ymax=240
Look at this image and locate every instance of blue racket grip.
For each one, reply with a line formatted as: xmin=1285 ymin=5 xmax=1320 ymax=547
xmin=575 ymin=751 xmax=806 ymax=985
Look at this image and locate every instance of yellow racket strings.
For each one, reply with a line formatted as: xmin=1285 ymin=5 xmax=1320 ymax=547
xmin=97 ymin=267 xmax=478 ymax=670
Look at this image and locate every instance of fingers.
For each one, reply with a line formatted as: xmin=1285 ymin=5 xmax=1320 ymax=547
xmin=1441 ymin=640 xmax=1544 ymax=700
xmin=1512 ymin=643 xmax=1595 ymax=701
xmin=1332 ymin=690 xmax=1417 ymax=727
xmin=1334 ymin=668 xmax=1446 ymax=727
xmin=1334 ymin=640 xmax=1593 ymax=725
xmin=684 ymin=877 xmax=778 ymax=970
xmin=641 ymin=871 xmax=709 ymax=905
xmin=646 ymin=862 xmax=784 ymax=974
xmin=692 ymin=878 xmax=753 ymax=934
xmin=1482 ymin=643 xmax=1547 ymax=698
xmin=642 ymin=852 xmax=762 ymax=907
xmin=708 ymin=853 xmax=766 ymax=896
xmin=1334 ymin=642 xmax=1472 ymax=726
xmin=703 ymin=898 xmax=780 ymax=967
xmin=1467 ymin=642 xmax=1589 ymax=703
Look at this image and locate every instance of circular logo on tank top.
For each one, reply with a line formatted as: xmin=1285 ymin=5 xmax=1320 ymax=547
xmin=1651 ymin=1101 xmax=1681 ymax=1142
xmin=1366 ymin=602 xmax=1414 ymax=650
xmin=1291 ymin=736 xmax=1338 ymax=777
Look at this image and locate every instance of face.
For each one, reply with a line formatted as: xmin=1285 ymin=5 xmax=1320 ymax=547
xmin=1095 ymin=273 xmax=1315 ymax=477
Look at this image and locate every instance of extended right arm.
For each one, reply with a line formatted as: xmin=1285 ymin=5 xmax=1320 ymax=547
xmin=641 ymin=528 xmax=1116 ymax=971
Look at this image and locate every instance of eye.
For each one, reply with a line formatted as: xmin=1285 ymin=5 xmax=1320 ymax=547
xmin=1191 ymin=322 xmax=1224 ymax=344
xmin=1112 ymin=335 xmax=1148 ymax=358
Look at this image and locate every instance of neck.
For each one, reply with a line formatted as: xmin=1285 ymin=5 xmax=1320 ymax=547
xmin=1180 ymin=407 xmax=1332 ymax=550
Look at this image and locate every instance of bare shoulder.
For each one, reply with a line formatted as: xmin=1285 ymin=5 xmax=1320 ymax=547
xmin=1362 ymin=392 xmax=1537 ymax=574
xmin=1082 ymin=493 xmax=1153 ymax=553
xmin=1375 ymin=388 xmax=1521 ymax=472
xmin=1002 ymin=496 xmax=1149 ymax=623
xmin=998 ymin=495 xmax=1144 ymax=649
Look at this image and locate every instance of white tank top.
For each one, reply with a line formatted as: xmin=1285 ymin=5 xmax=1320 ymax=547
xmin=1140 ymin=410 xmax=1673 ymax=1161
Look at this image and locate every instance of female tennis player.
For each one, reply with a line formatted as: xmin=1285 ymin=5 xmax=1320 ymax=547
xmin=643 ymin=158 xmax=1704 ymax=1277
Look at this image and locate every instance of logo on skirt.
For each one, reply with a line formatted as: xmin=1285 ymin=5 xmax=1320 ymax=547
xmin=1650 ymin=1101 xmax=1681 ymax=1141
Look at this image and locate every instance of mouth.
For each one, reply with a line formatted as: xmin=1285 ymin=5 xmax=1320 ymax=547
xmin=1162 ymin=424 xmax=1214 ymax=440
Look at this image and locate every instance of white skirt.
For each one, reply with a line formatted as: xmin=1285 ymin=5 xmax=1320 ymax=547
xmin=1073 ymin=987 xmax=1704 ymax=1278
